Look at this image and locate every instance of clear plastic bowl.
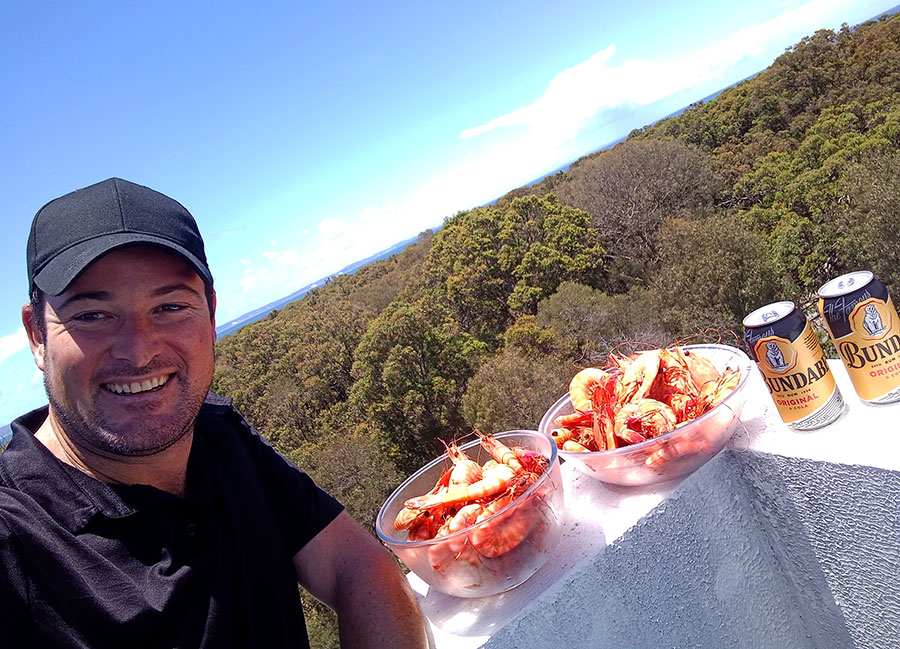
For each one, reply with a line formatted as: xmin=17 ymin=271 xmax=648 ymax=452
xmin=375 ymin=430 xmax=564 ymax=598
xmin=538 ymin=344 xmax=753 ymax=486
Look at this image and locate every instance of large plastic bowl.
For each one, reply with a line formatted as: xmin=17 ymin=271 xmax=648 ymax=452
xmin=375 ymin=430 xmax=564 ymax=598
xmin=538 ymin=344 xmax=752 ymax=486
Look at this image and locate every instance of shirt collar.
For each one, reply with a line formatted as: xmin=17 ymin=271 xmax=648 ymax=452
xmin=1 ymin=407 xmax=140 ymax=532
xmin=0 ymin=395 xmax=233 ymax=533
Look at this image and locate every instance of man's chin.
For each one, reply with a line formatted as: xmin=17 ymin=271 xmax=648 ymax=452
xmin=103 ymin=428 xmax=191 ymax=457
xmin=70 ymin=416 xmax=194 ymax=458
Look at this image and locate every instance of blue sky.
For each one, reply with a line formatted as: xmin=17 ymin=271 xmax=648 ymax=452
xmin=0 ymin=0 xmax=894 ymax=424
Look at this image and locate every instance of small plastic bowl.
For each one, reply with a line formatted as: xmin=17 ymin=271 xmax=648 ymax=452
xmin=375 ymin=430 xmax=564 ymax=598
xmin=538 ymin=344 xmax=752 ymax=486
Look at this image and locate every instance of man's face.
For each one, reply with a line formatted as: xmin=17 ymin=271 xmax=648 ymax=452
xmin=24 ymin=245 xmax=216 ymax=457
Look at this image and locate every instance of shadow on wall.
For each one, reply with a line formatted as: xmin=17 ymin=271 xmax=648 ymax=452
xmin=736 ymin=450 xmax=900 ymax=649
xmin=483 ymin=449 xmax=897 ymax=649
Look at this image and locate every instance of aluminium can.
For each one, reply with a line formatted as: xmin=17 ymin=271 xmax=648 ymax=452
xmin=743 ymin=301 xmax=845 ymax=430
xmin=818 ymin=271 xmax=900 ymax=404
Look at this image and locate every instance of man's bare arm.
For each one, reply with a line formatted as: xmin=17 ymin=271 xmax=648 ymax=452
xmin=293 ymin=510 xmax=428 ymax=648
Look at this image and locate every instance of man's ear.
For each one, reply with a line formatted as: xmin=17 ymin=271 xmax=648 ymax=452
xmin=22 ymin=303 xmax=46 ymax=371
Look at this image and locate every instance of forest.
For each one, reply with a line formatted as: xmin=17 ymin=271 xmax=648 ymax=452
xmin=210 ymin=15 xmax=900 ymax=644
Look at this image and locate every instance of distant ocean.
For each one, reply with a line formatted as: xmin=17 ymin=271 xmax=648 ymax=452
xmin=215 ymin=233 xmax=422 ymax=338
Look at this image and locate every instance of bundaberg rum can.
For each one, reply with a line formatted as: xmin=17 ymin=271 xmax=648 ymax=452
xmin=743 ymin=301 xmax=846 ymax=430
xmin=818 ymin=271 xmax=900 ymax=404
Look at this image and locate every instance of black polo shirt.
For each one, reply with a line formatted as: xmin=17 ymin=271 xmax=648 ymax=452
xmin=0 ymin=394 xmax=343 ymax=648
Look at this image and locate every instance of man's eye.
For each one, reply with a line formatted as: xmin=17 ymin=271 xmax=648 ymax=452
xmin=74 ymin=312 xmax=106 ymax=322
xmin=159 ymin=304 xmax=186 ymax=313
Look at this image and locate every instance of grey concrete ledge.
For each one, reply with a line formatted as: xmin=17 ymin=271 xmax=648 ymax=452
xmin=412 ymin=363 xmax=900 ymax=649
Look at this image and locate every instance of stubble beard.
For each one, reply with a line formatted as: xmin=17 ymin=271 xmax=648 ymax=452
xmin=43 ymin=358 xmax=210 ymax=459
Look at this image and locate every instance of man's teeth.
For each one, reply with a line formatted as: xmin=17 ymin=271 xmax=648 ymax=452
xmin=105 ymin=375 xmax=170 ymax=394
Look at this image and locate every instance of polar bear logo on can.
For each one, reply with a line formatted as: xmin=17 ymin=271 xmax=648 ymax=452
xmin=862 ymin=303 xmax=886 ymax=337
xmin=765 ymin=341 xmax=788 ymax=372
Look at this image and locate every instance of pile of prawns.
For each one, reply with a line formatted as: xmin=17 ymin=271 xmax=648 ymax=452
xmin=393 ymin=432 xmax=550 ymax=560
xmin=552 ymin=345 xmax=740 ymax=453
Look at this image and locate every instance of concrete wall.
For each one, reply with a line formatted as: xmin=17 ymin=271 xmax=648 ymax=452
xmin=736 ymin=451 xmax=900 ymax=649
xmin=483 ymin=448 xmax=899 ymax=649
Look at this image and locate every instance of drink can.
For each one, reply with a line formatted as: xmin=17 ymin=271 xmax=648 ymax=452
xmin=817 ymin=271 xmax=900 ymax=404
xmin=743 ymin=301 xmax=846 ymax=430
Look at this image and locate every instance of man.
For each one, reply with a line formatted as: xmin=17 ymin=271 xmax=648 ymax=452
xmin=0 ymin=178 xmax=428 ymax=648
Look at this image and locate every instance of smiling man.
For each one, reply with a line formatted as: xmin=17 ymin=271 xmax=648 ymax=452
xmin=0 ymin=178 xmax=427 ymax=649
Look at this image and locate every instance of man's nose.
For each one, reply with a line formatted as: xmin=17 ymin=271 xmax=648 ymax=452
xmin=109 ymin=315 xmax=163 ymax=367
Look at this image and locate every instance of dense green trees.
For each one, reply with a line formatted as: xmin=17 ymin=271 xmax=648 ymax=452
xmin=214 ymin=12 xmax=900 ymax=501
xmin=425 ymin=194 xmax=605 ymax=343
xmin=348 ymin=297 xmax=487 ymax=473
xmin=551 ymin=139 xmax=723 ymax=291
xmin=637 ymin=16 xmax=900 ymax=302
xmin=835 ymin=150 xmax=900 ymax=290
xmin=210 ymin=21 xmax=900 ymax=647
xmin=209 ymin=15 xmax=900 ymax=645
xmin=211 ymin=230 xmax=433 ymax=453
xmin=652 ymin=215 xmax=781 ymax=335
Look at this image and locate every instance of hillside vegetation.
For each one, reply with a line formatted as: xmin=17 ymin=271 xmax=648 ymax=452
xmin=212 ymin=16 xmax=900 ymax=636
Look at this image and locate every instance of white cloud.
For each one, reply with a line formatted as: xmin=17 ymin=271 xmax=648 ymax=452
xmin=261 ymin=248 xmax=300 ymax=265
xmin=461 ymin=0 xmax=870 ymax=146
xmin=213 ymin=0 xmax=887 ymax=327
xmin=239 ymin=265 xmax=265 ymax=293
xmin=429 ymin=0 xmax=886 ymax=221
xmin=231 ymin=199 xmax=423 ymax=306
xmin=0 ymin=328 xmax=27 ymax=365
xmin=319 ymin=218 xmax=348 ymax=241
xmin=0 ymin=347 xmax=45 ymax=425
xmin=360 ymin=203 xmax=396 ymax=223
xmin=461 ymin=45 xmax=618 ymax=142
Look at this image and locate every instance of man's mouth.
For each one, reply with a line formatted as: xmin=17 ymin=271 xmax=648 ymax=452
xmin=104 ymin=374 xmax=172 ymax=395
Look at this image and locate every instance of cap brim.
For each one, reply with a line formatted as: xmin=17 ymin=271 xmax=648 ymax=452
xmin=32 ymin=233 xmax=214 ymax=296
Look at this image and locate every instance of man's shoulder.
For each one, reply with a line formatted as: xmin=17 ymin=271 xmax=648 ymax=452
xmin=195 ymin=392 xmax=271 ymax=452
xmin=0 ymin=484 xmax=43 ymax=542
xmin=197 ymin=392 xmax=252 ymax=433
xmin=202 ymin=391 xmax=234 ymax=410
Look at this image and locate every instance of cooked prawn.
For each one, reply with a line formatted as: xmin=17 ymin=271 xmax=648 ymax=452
xmin=446 ymin=441 xmax=483 ymax=486
xmin=445 ymin=503 xmax=484 ymax=553
xmin=655 ymin=348 xmax=697 ymax=398
xmin=614 ymin=349 xmax=662 ymax=404
xmin=472 ymin=501 xmax=538 ymax=558
xmin=568 ymin=367 xmax=612 ymax=413
xmin=403 ymin=462 xmax=517 ymax=510
xmin=512 ymin=446 xmax=550 ymax=475
xmin=394 ymin=466 xmax=451 ymax=530
xmin=682 ymin=349 xmax=721 ymax=390
xmin=407 ymin=514 xmax=444 ymax=541
xmin=550 ymin=427 xmax=575 ymax=448
xmin=553 ymin=411 xmax=594 ymax=429
xmin=614 ymin=398 xmax=677 ymax=443
xmin=477 ymin=432 xmax=524 ymax=473
xmin=696 ymin=367 xmax=740 ymax=413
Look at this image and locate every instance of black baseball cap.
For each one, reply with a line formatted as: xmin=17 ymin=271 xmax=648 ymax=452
xmin=27 ymin=177 xmax=213 ymax=296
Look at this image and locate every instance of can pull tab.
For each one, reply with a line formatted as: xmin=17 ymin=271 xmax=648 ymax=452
xmin=761 ymin=310 xmax=779 ymax=323
xmin=839 ymin=276 xmax=856 ymax=290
